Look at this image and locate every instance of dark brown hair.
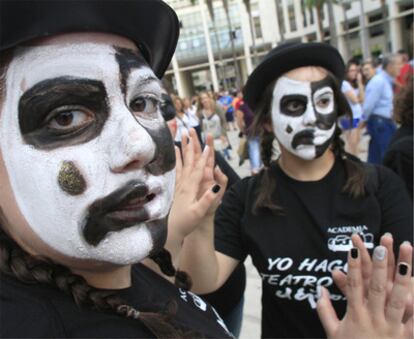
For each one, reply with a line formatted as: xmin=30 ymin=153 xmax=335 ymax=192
xmin=393 ymin=75 xmax=413 ymax=128
xmin=0 ymin=49 xmax=196 ymax=339
xmin=250 ymin=70 xmax=366 ymax=214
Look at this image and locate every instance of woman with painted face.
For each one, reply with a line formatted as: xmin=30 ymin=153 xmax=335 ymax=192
xmin=0 ymin=1 xmax=230 ymax=338
xmin=173 ymin=43 xmax=413 ymax=338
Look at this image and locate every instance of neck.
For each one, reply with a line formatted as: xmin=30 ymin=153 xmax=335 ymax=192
xmin=278 ymin=147 xmax=335 ymax=181
xmin=72 ymin=265 xmax=132 ymax=289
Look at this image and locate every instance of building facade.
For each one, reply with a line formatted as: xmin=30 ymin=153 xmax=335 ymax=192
xmin=163 ymin=0 xmax=413 ymax=98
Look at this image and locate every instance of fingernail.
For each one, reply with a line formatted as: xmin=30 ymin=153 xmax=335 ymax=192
xmin=212 ymin=184 xmax=221 ymax=193
xmin=203 ymin=145 xmax=209 ymax=154
xmin=402 ymin=240 xmax=411 ymax=246
xmin=398 ymin=263 xmax=409 ymax=276
xmin=373 ymin=246 xmax=386 ymax=261
xmin=351 ymin=247 xmax=358 ymax=259
xmin=383 ymin=232 xmax=393 ymax=239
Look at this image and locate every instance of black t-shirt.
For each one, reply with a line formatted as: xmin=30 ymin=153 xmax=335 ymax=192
xmin=383 ymin=125 xmax=413 ymax=200
xmin=0 ymin=263 xmax=233 ymax=338
xmin=214 ymin=158 xmax=413 ymax=338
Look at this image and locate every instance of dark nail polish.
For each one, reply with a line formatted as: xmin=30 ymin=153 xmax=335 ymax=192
xmin=212 ymin=184 xmax=221 ymax=193
xmin=351 ymin=248 xmax=358 ymax=259
xmin=399 ymin=263 xmax=408 ymax=276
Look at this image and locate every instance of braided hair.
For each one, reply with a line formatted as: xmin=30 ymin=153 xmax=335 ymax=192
xmin=0 ymin=225 xmax=197 ymax=338
xmin=250 ymin=71 xmax=366 ymax=214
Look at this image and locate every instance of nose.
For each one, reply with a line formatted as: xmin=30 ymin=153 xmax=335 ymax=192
xmin=107 ymin=108 xmax=156 ymax=173
xmin=303 ymin=104 xmax=317 ymax=126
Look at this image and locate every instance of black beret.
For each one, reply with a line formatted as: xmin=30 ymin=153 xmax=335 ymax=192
xmin=244 ymin=42 xmax=345 ymax=111
xmin=0 ymin=0 xmax=179 ymax=79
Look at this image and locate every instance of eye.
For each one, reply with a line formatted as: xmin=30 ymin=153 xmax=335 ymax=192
xmin=47 ymin=106 xmax=94 ymax=131
xmin=316 ymin=97 xmax=332 ymax=109
xmin=130 ymin=96 xmax=160 ymax=116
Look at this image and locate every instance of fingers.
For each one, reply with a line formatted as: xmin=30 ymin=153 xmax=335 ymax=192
xmin=214 ymin=165 xmax=228 ymax=190
xmin=366 ymin=246 xmax=388 ymax=318
xmin=205 ymin=134 xmax=215 ymax=170
xmin=351 ymin=233 xmax=372 ymax=285
xmin=332 ymin=269 xmax=347 ymax=297
xmin=190 ymin=128 xmax=202 ymax=162
xmin=195 ymin=182 xmax=223 ymax=217
xmin=174 ymin=146 xmax=183 ymax=183
xmin=345 ymin=247 xmax=365 ymax=314
xmin=385 ymin=243 xmax=413 ymax=325
xmin=316 ymin=287 xmax=339 ymax=338
xmin=181 ymin=131 xmax=194 ymax=177
xmin=380 ymin=233 xmax=395 ymax=283
xmin=191 ymin=145 xmax=210 ymax=188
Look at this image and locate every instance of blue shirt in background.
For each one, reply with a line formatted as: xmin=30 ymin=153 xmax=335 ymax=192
xmin=363 ymin=70 xmax=394 ymax=120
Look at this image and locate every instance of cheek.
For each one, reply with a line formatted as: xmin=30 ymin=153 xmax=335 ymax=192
xmin=58 ymin=161 xmax=87 ymax=195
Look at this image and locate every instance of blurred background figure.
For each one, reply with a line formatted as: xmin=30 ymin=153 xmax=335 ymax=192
xmin=340 ymin=60 xmax=365 ymax=156
xmin=395 ymin=49 xmax=413 ymax=93
xmin=218 ymin=91 xmax=237 ymax=131
xmin=198 ymin=91 xmax=232 ymax=160
xmin=362 ymin=54 xmax=404 ymax=164
xmin=235 ymin=91 xmax=262 ymax=175
xmin=173 ymin=96 xmax=190 ymax=143
xmin=383 ymin=75 xmax=413 ymax=200
xmin=361 ymin=60 xmax=377 ymax=85
xmin=183 ymin=97 xmax=202 ymax=142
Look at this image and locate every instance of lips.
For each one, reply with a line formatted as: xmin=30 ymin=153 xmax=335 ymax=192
xmin=292 ymin=129 xmax=315 ymax=149
xmin=83 ymin=180 xmax=157 ymax=246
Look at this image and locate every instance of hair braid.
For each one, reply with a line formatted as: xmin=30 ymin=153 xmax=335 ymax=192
xmin=149 ymin=248 xmax=192 ymax=290
xmin=252 ymin=129 xmax=283 ymax=214
xmin=0 ymin=228 xmax=196 ymax=338
xmin=331 ymin=126 xmax=366 ymax=197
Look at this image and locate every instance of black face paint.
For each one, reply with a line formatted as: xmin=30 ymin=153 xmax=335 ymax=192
xmin=18 ymin=77 xmax=109 ymax=150
xmin=310 ymin=77 xmax=337 ymax=131
xmin=315 ymin=137 xmax=333 ymax=158
xmin=114 ymin=47 xmax=176 ymax=176
xmin=114 ymin=47 xmax=147 ymax=97
xmin=280 ymin=94 xmax=307 ymax=117
xmin=83 ymin=180 xmax=153 ymax=246
xmin=58 ymin=161 xmax=86 ymax=195
xmin=291 ymin=129 xmax=314 ymax=149
xmin=285 ymin=124 xmax=293 ymax=134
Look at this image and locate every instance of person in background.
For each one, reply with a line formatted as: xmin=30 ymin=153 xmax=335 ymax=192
xmin=361 ymin=60 xmax=377 ymax=85
xmin=362 ymin=54 xmax=404 ymax=164
xmin=172 ymin=96 xmax=190 ymax=143
xmin=383 ymin=75 xmax=413 ymax=200
xmin=183 ymin=97 xmax=202 ymax=142
xmin=218 ymin=91 xmax=237 ymax=131
xmin=340 ymin=61 xmax=364 ymax=156
xmin=235 ymin=91 xmax=262 ymax=174
xmin=198 ymin=92 xmax=231 ymax=160
xmin=395 ymin=49 xmax=413 ymax=93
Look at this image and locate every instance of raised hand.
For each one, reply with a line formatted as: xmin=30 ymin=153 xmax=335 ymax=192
xmin=168 ymin=128 xmax=227 ymax=240
xmin=317 ymin=243 xmax=413 ymax=339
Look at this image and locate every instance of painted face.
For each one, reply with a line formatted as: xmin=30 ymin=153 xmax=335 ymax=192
xmin=0 ymin=39 xmax=176 ymax=265
xmin=271 ymin=75 xmax=337 ymax=160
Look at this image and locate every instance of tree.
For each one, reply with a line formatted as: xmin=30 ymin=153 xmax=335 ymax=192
xmin=305 ymin=0 xmax=337 ymax=47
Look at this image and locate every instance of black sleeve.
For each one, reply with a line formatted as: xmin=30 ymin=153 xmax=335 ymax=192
xmin=376 ymin=165 xmax=413 ymax=253
xmin=214 ymin=178 xmax=249 ymax=262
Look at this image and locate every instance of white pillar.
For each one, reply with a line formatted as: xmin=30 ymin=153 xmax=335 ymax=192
xmin=294 ymin=0 xmax=305 ymax=41
xmin=200 ymin=0 xmax=219 ymax=92
xmin=237 ymin=0 xmax=253 ymax=75
xmin=171 ymin=55 xmax=184 ymax=97
xmin=282 ymin=0 xmax=290 ymax=34
xmin=388 ymin=0 xmax=403 ymax=52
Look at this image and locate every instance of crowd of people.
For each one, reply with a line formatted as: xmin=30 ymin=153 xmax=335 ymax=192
xmin=0 ymin=1 xmax=412 ymax=339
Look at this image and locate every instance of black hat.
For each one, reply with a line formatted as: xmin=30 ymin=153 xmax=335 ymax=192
xmin=0 ymin=0 xmax=179 ymax=78
xmin=244 ymin=42 xmax=345 ymax=111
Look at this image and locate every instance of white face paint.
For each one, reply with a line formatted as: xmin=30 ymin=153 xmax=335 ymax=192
xmin=0 ymin=41 xmax=175 ymax=264
xmin=271 ymin=76 xmax=337 ymax=160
